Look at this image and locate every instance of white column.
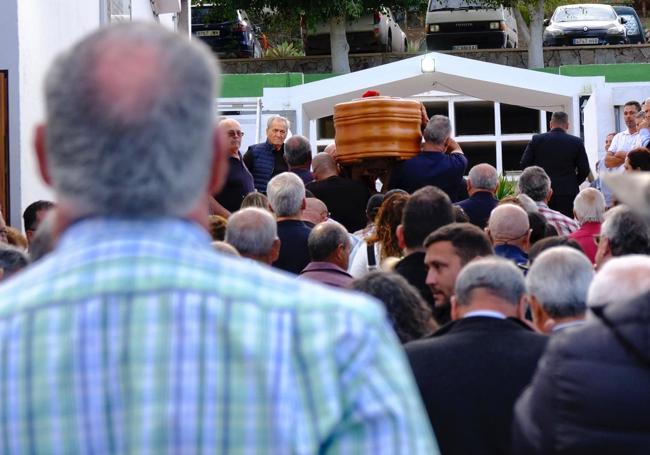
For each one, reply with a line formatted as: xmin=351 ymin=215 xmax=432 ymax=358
xmin=494 ymin=102 xmax=503 ymax=174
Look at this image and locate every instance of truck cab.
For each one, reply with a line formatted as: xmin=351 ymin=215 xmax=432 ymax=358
xmin=426 ymin=0 xmax=518 ymax=50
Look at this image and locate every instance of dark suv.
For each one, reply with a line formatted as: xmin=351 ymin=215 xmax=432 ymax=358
xmin=613 ymin=5 xmax=646 ymax=44
xmin=192 ymin=7 xmax=263 ymax=58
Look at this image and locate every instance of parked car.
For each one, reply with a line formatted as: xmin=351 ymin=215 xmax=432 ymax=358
xmin=613 ymin=5 xmax=646 ymax=44
xmin=192 ymin=7 xmax=264 ymax=58
xmin=543 ymin=4 xmax=627 ymax=47
xmin=304 ymin=8 xmax=408 ymax=55
xmin=426 ymin=0 xmax=518 ymax=50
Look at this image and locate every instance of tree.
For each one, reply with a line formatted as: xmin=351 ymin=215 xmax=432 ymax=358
xmin=194 ymin=0 xmax=421 ymax=74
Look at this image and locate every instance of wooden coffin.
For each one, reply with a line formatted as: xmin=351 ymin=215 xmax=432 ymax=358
xmin=333 ymin=96 xmax=422 ymax=164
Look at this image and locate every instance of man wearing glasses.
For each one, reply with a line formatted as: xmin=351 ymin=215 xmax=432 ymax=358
xmin=244 ymin=115 xmax=290 ymax=193
xmin=210 ymin=118 xmax=255 ymax=217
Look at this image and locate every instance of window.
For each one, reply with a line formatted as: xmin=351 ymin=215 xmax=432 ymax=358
xmin=105 ymin=0 xmax=131 ymax=23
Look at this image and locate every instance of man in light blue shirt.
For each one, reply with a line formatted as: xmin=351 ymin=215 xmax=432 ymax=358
xmin=0 ymin=23 xmax=437 ymax=453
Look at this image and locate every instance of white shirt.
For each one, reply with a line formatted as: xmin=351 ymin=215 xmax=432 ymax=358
xmin=608 ymin=129 xmax=639 ymax=164
xmin=462 ymin=310 xmax=507 ymax=320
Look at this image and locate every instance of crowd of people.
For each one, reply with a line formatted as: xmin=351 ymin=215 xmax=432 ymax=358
xmin=0 ymin=21 xmax=649 ymax=453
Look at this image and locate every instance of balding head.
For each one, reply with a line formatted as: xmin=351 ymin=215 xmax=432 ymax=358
xmin=468 ymin=163 xmax=498 ymax=194
xmin=302 ymin=198 xmax=329 ymax=225
xmin=487 ymin=204 xmax=530 ymax=250
xmin=323 ymin=143 xmax=337 ymax=157
xmin=312 ymin=153 xmax=339 ymax=180
xmin=307 ymin=221 xmax=351 ymax=269
xmin=217 ymin=118 xmax=243 ymax=155
xmin=588 ymin=255 xmax=650 ymax=308
xmin=225 ymin=208 xmax=280 ymax=264
xmin=42 ymin=22 xmax=219 ymax=218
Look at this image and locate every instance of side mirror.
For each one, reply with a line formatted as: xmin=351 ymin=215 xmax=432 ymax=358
xmin=543 ymin=18 xmax=550 ymax=26
xmin=619 ymin=16 xmax=628 ymax=24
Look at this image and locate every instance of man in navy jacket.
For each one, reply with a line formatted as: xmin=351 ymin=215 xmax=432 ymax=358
xmin=520 ymin=111 xmax=590 ymax=217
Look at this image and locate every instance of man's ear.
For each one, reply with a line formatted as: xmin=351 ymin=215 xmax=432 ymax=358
xmin=207 ymin=125 xmax=228 ymax=196
xmin=546 ymin=188 xmax=554 ymax=204
xmin=528 ymin=295 xmax=545 ymax=331
xmin=396 ymin=224 xmax=406 ymax=251
xmin=34 ymin=124 xmax=52 ymax=186
xmin=450 ymin=295 xmax=460 ymax=321
xmin=269 ymin=238 xmax=281 ymax=264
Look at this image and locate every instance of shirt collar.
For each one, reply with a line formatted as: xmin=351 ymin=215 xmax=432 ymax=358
xmin=463 ymin=310 xmax=507 ymax=320
xmin=552 ymin=320 xmax=586 ymax=332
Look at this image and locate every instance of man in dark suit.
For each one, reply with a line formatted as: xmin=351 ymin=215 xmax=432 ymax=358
xmin=406 ymin=257 xmax=548 ymax=455
xmin=455 ymin=163 xmax=499 ymax=229
xmin=520 ymin=111 xmax=590 ymax=217
xmin=394 ymin=186 xmax=454 ymax=321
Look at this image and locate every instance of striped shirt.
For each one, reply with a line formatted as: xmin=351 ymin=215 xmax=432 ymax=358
xmin=0 ymin=218 xmax=438 ymax=454
xmin=536 ymin=202 xmax=580 ymax=236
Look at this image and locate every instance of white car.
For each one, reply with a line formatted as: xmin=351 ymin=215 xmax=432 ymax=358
xmin=305 ymin=8 xmax=408 ymax=55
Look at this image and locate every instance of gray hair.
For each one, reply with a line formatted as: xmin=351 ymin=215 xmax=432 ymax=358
xmin=266 ymin=115 xmax=290 ymax=130
xmin=308 ymin=221 xmax=349 ymax=262
xmin=0 ymin=244 xmax=29 ymax=277
xmin=225 ymin=208 xmax=277 ymax=257
xmin=587 ymin=255 xmax=650 ymax=307
xmin=43 ymin=23 xmax=218 ymax=217
xmin=455 ymin=256 xmax=526 ymax=306
xmin=468 ymin=164 xmax=498 ymax=190
xmin=284 ymin=135 xmax=312 ymax=167
xmin=600 ymin=205 xmax=650 ymax=256
xmin=526 ymin=246 xmax=594 ymax=318
xmin=573 ymin=188 xmax=605 ymax=223
xmin=423 ymin=115 xmax=452 ymax=145
xmin=518 ymin=166 xmax=551 ymax=202
xmin=267 ymin=172 xmax=305 ymax=217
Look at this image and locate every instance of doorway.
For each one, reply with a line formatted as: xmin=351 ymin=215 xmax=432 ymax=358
xmin=0 ymin=71 xmax=8 ymax=217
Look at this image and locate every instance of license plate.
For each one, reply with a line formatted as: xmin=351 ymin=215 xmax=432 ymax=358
xmin=196 ymin=30 xmax=220 ymax=37
xmin=452 ymin=44 xmax=478 ymax=50
xmin=573 ymin=38 xmax=598 ymax=45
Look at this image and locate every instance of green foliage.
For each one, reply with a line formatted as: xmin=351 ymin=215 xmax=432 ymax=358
xmin=496 ymin=174 xmax=517 ymax=200
xmin=264 ymin=41 xmax=305 ymax=57
xmin=407 ymin=38 xmax=425 ymax=53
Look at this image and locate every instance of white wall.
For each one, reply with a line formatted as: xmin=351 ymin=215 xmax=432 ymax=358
xmin=0 ymin=0 xmax=21 ymax=223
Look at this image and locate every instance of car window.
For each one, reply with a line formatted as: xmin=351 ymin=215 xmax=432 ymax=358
xmin=553 ymin=6 xmax=616 ymax=22
xmin=429 ymin=0 xmax=485 ymax=11
xmin=621 ymin=14 xmax=639 ymax=34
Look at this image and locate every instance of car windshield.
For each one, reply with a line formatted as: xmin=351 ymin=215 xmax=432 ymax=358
xmin=429 ymin=0 xmax=486 ymax=11
xmin=553 ymin=6 xmax=616 ymax=22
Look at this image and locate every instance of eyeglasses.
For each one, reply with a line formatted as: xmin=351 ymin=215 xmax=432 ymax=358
xmin=227 ymin=130 xmax=245 ymax=138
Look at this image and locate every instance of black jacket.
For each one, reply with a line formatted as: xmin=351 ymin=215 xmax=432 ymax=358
xmin=520 ymin=128 xmax=590 ymax=197
xmin=406 ymin=317 xmax=548 ymax=455
xmin=512 ymin=292 xmax=650 ymax=454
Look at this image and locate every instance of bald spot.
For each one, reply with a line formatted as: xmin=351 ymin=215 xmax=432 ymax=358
xmin=488 ymin=204 xmax=530 ymax=241
xmin=323 ymin=143 xmax=337 ymax=157
xmin=312 ymin=153 xmax=338 ymax=178
xmin=92 ymin=39 xmax=164 ymax=123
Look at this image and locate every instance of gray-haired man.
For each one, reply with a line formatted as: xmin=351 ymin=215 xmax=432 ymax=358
xmin=244 ymin=115 xmax=290 ymax=192
xmin=0 ymin=23 xmax=437 ymax=453
xmin=526 ymin=246 xmax=594 ymax=333
xmin=407 ymin=257 xmax=547 ymax=455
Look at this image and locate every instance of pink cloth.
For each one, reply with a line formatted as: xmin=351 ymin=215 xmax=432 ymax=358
xmin=568 ymin=221 xmax=601 ymax=264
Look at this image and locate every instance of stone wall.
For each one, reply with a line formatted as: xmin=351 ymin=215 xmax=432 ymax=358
xmin=219 ymin=44 xmax=650 ymax=74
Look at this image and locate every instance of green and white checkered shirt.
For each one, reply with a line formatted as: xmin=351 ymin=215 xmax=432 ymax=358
xmin=0 ymin=218 xmax=437 ymax=453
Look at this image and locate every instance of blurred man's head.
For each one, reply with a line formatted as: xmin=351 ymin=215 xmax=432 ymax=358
xmin=217 ymin=118 xmax=244 ymax=156
xmin=36 ymin=23 xmax=223 ymax=221
xmin=467 ymin=163 xmax=498 ymax=196
xmin=549 ymin=111 xmax=569 ymax=131
xmin=266 ymin=115 xmax=289 ymax=150
xmin=284 ymin=135 xmax=312 ymax=170
xmin=0 ymin=244 xmax=29 ymax=280
xmin=518 ymin=166 xmax=552 ymax=203
xmin=573 ymin=188 xmax=605 ymax=225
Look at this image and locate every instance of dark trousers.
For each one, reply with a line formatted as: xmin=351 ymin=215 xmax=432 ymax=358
xmin=549 ymin=194 xmax=576 ymax=218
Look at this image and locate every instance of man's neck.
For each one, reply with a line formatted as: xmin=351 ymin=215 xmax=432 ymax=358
xmin=552 ymin=316 xmax=586 ymax=332
xmin=229 ymin=149 xmax=240 ymax=159
xmin=315 ymin=171 xmax=337 ymax=181
xmin=469 ymin=189 xmax=494 ymax=197
xmin=276 ymin=215 xmax=303 ymax=222
xmin=403 ymin=246 xmax=425 ymax=256
xmin=422 ymin=143 xmax=445 ymax=153
xmin=627 ymin=125 xmax=639 ymax=134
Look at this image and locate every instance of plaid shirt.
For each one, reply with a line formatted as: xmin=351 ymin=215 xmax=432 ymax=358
xmin=536 ymin=202 xmax=579 ymax=235
xmin=0 ymin=218 xmax=437 ymax=454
